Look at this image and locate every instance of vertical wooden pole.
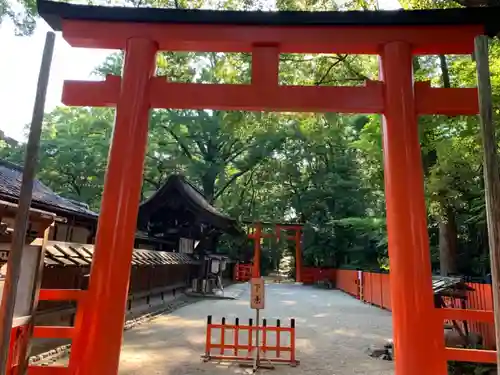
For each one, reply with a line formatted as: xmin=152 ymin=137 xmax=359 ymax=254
xmin=295 ymin=230 xmax=302 ymax=283
xmin=380 ymin=41 xmax=446 ymax=375
xmin=0 ymin=31 xmax=55 ymax=375
xmin=474 ymin=35 xmax=500 ymax=366
xmin=252 ymin=223 xmax=262 ymax=278
xmin=71 ymin=37 xmax=157 ymax=375
xmin=18 ymin=223 xmax=52 ymax=375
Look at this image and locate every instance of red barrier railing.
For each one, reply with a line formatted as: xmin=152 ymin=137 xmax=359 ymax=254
xmin=26 ymin=289 xmax=85 ymax=375
xmin=202 ymin=315 xmax=299 ymax=366
xmin=301 ymin=267 xmax=336 ymax=285
xmin=235 ymin=265 xmax=336 ymax=284
xmin=336 ymin=269 xmax=360 ymax=297
xmin=331 ymin=269 xmax=497 ymax=351
xmin=234 ymin=264 xmax=252 ymax=282
xmin=234 ymin=264 xmax=496 ymax=352
xmin=465 ymin=282 xmax=495 ymax=349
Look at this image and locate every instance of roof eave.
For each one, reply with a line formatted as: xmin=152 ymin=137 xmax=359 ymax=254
xmin=0 ymin=193 xmax=98 ymax=223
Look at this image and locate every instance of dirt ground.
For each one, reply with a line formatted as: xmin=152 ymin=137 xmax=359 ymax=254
xmin=115 ymin=283 xmax=394 ymax=375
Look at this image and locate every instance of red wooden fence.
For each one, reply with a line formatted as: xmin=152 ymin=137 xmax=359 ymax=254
xmin=233 ymin=264 xmax=495 ymax=348
xmin=301 ymin=267 xmax=336 ymax=285
xmin=465 ymin=282 xmax=495 ymax=348
xmin=333 ymin=270 xmax=496 ymax=349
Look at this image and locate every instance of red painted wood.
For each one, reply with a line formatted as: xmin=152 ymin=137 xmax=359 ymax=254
xmin=381 ymin=41 xmax=446 ymax=375
xmin=69 ymin=38 xmax=158 ymax=375
xmin=28 ymin=366 xmax=69 ymax=375
xmin=33 ymin=326 xmax=75 ymax=339
xmin=445 ymin=348 xmax=497 ymax=363
xmin=438 ymin=308 xmax=495 ymax=323
xmin=62 ymin=77 xmax=479 ymax=116
xmin=415 ymin=82 xmax=479 ymax=115
xmin=61 ymin=20 xmax=480 ymax=55
xmin=38 ymin=289 xmax=86 ymax=302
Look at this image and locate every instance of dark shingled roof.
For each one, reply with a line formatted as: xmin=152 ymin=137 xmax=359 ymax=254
xmin=37 ymin=0 xmax=500 ymax=36
xmin=0 ymin=160 xmax=98 ymax=220
xmin=42 ymin=241 xmax=199 ymax=266
xmin=138 ymin=174 xmax=243 ymax=236
xmin=432 ymin=275 xmax=475 ymax=295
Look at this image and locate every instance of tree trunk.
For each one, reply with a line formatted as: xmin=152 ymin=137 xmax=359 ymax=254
xmin=201 ymin=174 xmax=216 ymax=203
xmin=439 ymin=206 xmax=458 ymax=276
xmin=437 ymin=55 xmax=459 ymax=276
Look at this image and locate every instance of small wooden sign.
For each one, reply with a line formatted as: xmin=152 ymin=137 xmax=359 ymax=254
xmin=250 ymin=277 xmax=265 ymax=310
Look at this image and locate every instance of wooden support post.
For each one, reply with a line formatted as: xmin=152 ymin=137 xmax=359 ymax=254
xmin=0 ymin=31 xmax=55 ymax=375
xmin=70 ymin=37 xmax=158 ymax=375
xmin=18 ymin=223 xmax=52 ymax=375
xmin=380 ymin=41 xmax=446 ymax=375
xmin=474 ymin=35 xmax=500 ymax=367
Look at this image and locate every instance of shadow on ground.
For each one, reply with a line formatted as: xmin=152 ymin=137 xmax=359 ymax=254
xmin=116 ymin=284 xmax=394 ymax=375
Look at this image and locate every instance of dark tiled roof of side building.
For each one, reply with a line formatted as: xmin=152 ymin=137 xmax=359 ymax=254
xmin=42 ymin=241 xmax=199 ymax=267
xmin=138 ymin=174 xmax=243 ymax=236
xmin=0 ymin=160 xmax=98 ymax=220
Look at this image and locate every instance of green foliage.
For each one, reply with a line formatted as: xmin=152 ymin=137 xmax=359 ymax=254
xmin=4 ymin=0 xmax=499 ymax=278
xmin=0 ymin=107 xmax=113 ymax=210
xmin=448 ymin=361 xmax=496 ymax=375
xmin=1 ymin=0 xmax=36 ymax=35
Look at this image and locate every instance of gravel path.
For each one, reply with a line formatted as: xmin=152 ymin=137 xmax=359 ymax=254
xmin=117 ymin=283 xmax=394 ymax=375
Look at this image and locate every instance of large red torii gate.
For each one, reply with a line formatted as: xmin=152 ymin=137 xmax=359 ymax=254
xmin=28 ymin=2 xmax=500 ymax=375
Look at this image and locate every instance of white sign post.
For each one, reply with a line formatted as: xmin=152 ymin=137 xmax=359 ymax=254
xmin=250 ymin=277 xmax=265 ymax=371
xmin=250 ymin=277 xmax=265 ymax=310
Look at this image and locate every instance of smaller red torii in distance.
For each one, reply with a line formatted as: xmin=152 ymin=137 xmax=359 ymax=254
xmin=245 ymin=221 xmax=304 ymax=282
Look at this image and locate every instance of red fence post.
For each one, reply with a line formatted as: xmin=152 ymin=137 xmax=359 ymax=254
xmin=220 ymin=317 xmax=226 ymax=355
xmin=234 ymin=318 xmax=239 ymax=356
xmin=205 ymin=315 xmax=212 ymax=359
xmin=276 ymin=319 xmax=281 ymax=358
xmin=290 ymin=319 xmax=296 ymax=365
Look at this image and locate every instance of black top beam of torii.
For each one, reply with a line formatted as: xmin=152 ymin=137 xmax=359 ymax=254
xmin=37 ymin=0 xmax=500 ymax=37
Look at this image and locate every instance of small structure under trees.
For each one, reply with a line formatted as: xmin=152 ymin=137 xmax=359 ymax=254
xmin=137 ymin=174 xmax=243 ymax=252
xmin=137 ymin=174 xmax=243 ymax=292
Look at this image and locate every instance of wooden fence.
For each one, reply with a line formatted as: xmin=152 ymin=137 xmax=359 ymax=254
xmin=301 ymin=267 xmax=496 ymax=349
xmin=34 ymin=242 xmax=199 ymax=338
xmin=234 ymin=263 xmax=495 ymax=348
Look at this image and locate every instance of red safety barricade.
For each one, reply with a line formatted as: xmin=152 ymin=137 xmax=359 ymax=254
xmin=202 ymin=315 xmax=299 ymax=367
xmin=234 ymin=264 xmax=252 ymax=282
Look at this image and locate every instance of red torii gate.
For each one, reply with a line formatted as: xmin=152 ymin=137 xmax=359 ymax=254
xmin=28 ymin=2 xmax=500 ymax=375
xmin=246 ymin=221 xmax=303 ymax=282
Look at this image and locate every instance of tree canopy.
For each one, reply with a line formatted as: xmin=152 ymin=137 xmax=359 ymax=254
xmin=2 ymin=0 xmax=500 ymax=277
